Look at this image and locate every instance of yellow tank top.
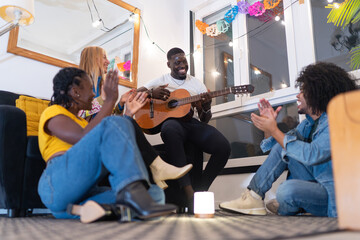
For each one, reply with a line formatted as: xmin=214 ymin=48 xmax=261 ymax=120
xmin=38 ymin=105 xmax=88 ymax=162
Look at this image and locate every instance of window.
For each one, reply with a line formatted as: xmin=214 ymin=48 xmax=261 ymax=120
xmin=246 ymin=2 xmax=290 ymax=96
xmin=311 ymin=0 xmax=360 ymax=71
xmin=208 ymin=102 xmax=299 ymax=159
xmin=202 ymin=6 xmax=235 ymax=105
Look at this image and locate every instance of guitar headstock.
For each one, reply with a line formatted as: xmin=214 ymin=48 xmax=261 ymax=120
xmin=230 ymin=85 xmax=255 ymax=95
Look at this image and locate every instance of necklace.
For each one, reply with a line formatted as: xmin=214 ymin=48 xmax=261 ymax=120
xmin=170 ymin=76 xmax=187 ymax=87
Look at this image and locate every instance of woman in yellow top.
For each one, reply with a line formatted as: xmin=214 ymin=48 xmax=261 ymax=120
xmin=38 ymin=67 xmax=177 ymax=223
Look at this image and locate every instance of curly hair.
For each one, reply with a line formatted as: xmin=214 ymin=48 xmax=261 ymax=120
xmin=51 ymin=67 xmax=87 ymax=109
xmin=295 ymin=62 xmax=357 ymax=115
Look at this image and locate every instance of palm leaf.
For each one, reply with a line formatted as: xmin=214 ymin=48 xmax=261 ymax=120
xmin=349 ymin=45 xmax=360 ymax=70
xmin=327 ymin=0 xmax=360 ymax=28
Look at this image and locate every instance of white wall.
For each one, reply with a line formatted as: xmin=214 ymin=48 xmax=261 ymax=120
xmin=0 ymin=0 xmax=187 ymax=99
xmin=0 ymin=32 xmax=59 ymax=99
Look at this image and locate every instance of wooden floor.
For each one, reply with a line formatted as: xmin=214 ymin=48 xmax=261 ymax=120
xmin=1 ymin=210 xmax=356 ymax=240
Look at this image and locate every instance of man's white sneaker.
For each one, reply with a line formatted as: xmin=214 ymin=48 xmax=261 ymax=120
xmin=219 ymin=189 xmax=267 ymax=215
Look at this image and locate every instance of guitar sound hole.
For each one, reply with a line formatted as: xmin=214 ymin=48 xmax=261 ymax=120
xmin=168 ymin=99 xmax=178 ymax=109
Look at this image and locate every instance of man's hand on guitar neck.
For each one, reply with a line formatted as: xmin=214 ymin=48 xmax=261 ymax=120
xmin=195 ymin=90 xmax=212 ymax=123
xmin=199 ymin=91 xmax=212 ymax=111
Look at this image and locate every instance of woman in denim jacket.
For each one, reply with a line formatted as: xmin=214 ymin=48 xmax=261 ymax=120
xmin=220 ymin=62 xmax=357 ymax=217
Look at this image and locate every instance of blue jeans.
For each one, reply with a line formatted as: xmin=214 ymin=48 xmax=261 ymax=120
xmin=248 ymin=144 xmax=328 ymax=216
xmin=38 ymin=116 xmax=163 ymax=218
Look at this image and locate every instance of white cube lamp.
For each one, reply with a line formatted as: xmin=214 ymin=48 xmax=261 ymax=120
xmin=194 ymin=191 xmax=215 ymax=218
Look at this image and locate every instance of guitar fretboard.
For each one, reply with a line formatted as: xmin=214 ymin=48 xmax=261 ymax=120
xmin=177 ymin=88 xmax=232 ymax=106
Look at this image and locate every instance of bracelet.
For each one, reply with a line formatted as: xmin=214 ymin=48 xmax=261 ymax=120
xmin=118 ymin=103 xmax=124 ymax=111
xmin=147 ymin=89 xmax=153 ymax=98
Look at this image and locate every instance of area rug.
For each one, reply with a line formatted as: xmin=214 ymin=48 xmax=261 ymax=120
xmin=0 ymin=211 xmax=339 ymax=240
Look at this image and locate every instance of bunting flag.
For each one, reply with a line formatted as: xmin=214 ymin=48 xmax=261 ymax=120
xmin=264 ymin=0 xmax=282 ymax=10
xmin=195 ymin=0 xmax=285 ymax=36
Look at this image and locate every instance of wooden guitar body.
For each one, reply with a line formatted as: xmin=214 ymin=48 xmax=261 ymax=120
xmin=135 ymin=89 xmax=191 ymax=131
xmin=135 ymin=84 xmax=254 ymax=133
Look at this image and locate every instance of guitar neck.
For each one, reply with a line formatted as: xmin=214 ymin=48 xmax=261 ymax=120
xmin=177 ymin=88 xmax=231 ymax=106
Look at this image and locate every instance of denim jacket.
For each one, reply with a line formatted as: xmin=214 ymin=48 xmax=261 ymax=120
xmin=260 ymin=113 xmax=336 ymax=217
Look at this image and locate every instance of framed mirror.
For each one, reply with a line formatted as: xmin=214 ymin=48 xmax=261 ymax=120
xmin=7 ymin=0 xmax=140 ymax=88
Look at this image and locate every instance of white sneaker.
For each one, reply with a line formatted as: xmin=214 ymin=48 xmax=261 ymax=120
xmin=265 ymin=198 xmax=279 ymax=215
xmin=219 ymin=189 xmax=266 ymax=215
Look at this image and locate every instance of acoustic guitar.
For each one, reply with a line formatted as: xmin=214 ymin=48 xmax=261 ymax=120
xmin=135 ymin=84 xmax=254 ymax=134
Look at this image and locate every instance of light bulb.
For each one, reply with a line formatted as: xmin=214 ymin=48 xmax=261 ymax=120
xmin=334 ymin=3 xmax=340 ymax=8
xmin=129 ymin=13 xmax=135 ymax=22
xmin=92 ymin=19 xmax=101 ymax=28
xmin=212 ymin=71 xmax=221 ymax=77
xmin=129 ymin=13 xmax=139 ymax=22
xmin=327 ymin=0 xmax=334 ymax=3
xmin=229 ymin=41 xmax=233 ymax=47
xmin=275 ymin=16 xmax=280 ymax=21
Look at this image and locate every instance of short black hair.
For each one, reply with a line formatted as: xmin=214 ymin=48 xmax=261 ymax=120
xmin=167 ymin=47 xmax=185 ymax=60
xmin=51 ymin=67 xmax=87 ymax=109
xmin=295 ymin=62 xmax=357 ymax=115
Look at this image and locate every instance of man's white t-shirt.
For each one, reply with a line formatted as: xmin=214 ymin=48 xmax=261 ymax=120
xmin=143 ymin=73 xmax=207 ymax=96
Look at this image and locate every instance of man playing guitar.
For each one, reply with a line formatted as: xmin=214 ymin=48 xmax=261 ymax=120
xmin=137 ymin=47 xmax=231 ymax=213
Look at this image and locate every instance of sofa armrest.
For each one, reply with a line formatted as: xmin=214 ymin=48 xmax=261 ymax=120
xmin=0 ymin=105 xmax=27 ymax=209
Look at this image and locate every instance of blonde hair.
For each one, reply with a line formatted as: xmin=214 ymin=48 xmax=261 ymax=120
xmin=79 ymin=46 xmax=107 ymax=93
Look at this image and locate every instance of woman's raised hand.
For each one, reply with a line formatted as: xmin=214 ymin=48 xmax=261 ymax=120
xmin=102 ymin=69 xmax=119 ymax=104
xmin=124 ymin=91 xmax=149 ymax=117
xmin=120 ymin=89 xmax=135 ymax=107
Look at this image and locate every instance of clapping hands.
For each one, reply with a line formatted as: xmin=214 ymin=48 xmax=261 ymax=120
xmin=251 ymin=98 xmax=282 ymax=135
xmin=124 ymin=91 xmax=149 ymax=117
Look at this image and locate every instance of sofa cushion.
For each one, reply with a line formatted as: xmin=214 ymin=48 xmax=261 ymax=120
xmin=16 ymin=96 xmax=50 ymax=136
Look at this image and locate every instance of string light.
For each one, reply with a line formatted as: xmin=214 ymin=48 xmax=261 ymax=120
xmin=212 ymin=71 xmax=221 ymax=77
xmin=92 ymin=19 xmax=101 ymax=28
xmin=129 ymin=13 xmax=139 ymax=22
xmin=275 ymin=15 xmax=280 ymax=21
xmin=327 ymin=0 xmax=334 ymax=3
xmin=138 ymin=0 xmax=301 ymax=56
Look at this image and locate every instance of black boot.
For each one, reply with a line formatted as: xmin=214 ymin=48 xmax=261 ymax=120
xmin=117 ymin=181 xmax=177 ymax=219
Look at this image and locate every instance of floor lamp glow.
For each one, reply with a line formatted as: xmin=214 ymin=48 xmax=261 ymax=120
xmin=194 ymin=192 xmax=215 ymax=218
xmin=0 ymin=0 xmax=35 ymax=36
